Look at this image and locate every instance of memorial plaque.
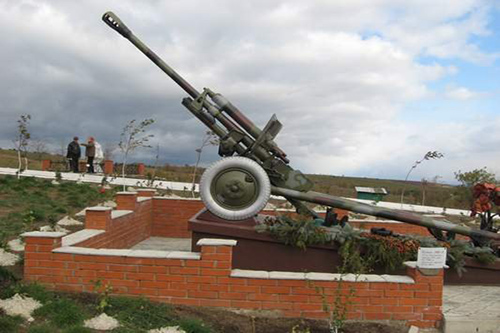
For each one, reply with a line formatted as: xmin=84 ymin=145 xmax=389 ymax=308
xmin=417 ymin=247 xmax=447 ymax=269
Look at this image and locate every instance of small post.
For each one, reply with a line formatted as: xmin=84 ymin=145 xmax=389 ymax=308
xmin=85 ymin=206 xmax=113 ymax=230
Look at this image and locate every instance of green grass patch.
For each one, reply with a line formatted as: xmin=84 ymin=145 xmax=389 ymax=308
xmin=2 ymin=283 xmax=53 ymax=303
xmin=179 ymin=317 xmax=212 ymax=333
xmin=107 ymin=296 xmax=174 ymax=331
xmin=0 ymin=175 xmax=116 ymax=240
xmin=0 ymin=314 xmax=23 ymax=333
xmin=34 ymin=298 xmax=88 ymax=328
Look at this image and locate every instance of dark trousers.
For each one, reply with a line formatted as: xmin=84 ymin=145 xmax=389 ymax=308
xmin=70 ymin=157 xmax=79 ymax=173
xmin=87 ymin=156 xmax=95 ymax=173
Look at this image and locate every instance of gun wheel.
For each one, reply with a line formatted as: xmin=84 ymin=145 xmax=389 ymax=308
xmin=200 ymin=157 xmax=271 ymax=221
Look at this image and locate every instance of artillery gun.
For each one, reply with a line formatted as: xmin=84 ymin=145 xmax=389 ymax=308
xmin=102 ymin=11 xmax=500 ymax=245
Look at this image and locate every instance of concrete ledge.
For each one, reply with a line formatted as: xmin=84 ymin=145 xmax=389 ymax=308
xmin=197 ymin=238 xmax=237 ymax=247
xmin=127 ymin=250 xmax=168 ymax=258
xmin=137 ymin=197 xmax=152 ymax=203
xmin=53 ymin=247 xmax=131 ymax=256
xmin=168 ymin=251 xmax=201 ymax=260
xmin=116 ymin=191 xmax=138 ymax=195
xmin=269 ymin=271 xmax=306 ymax=280
xmin=381 ymin=275 xmax=415 ymax=284
xmin=111 ymin=210 xmax=133 ymax=219
xmin=21 ymin=231 xmax=66 ymax=238
xmin=86 ymin=206 xmax=113 ymax=212
xmin=62 ymin=229 xmax=105 ymax=246
xmin=230 ymin=269 xmax=415 ymax=283
xmin=153 ymin=196 xmax=201 ymax=201
xmin=231 ymin=269 xmax=269 ymax=279
xmin=53 ymin=246 xmax=201 ymax=260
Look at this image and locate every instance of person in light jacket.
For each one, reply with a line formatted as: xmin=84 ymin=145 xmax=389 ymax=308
xmin=81 ymin=137 xmax=96 ymax=173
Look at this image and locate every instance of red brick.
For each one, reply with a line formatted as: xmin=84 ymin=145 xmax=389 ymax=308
xmin=218 ymin=292 xmax=246 ymax=300
xmin=217 ymin=277 xmax=246 ymax=285
xmin=199 ymin=299 xmax=232 ymax=307
xmin=385 ymin=290 xmax=414 ymax=297
xmin=415 ymin=291 xmax=442 ymax=299
xmin=126 ymin=272 xmax=155 ymax=281
xmin=248 ymin=293 xmax=279 ymax=302
xmin=187 ymin=276 xmax=217 ymax=284
xmin=384 ymin=305 xmax=413 ymax=313
xmin=293 ymin=303 xmax=323 ymax=311
xmin=262 ymin=286 xmax=291 ymax=294
xmin=200 ymin=284 xmax=229 ymax=292
xmin=108 ymin=264 xmax=138 ymax=272
xmin=370 ymin=297 xmax=399 ymax=305
xmin=423 ymin=313 xmax=443 ymax=320
xmin=157 ymin=274 xmax=186 ymax=282
xmin=400 ymin=298 xmax=428 ymax=306
xmin=364 ymin=312 xmax=392 ymax=320
xmin=262 ymin=302 xmax=293 ymax=310
xmin=247 ymin=279 xmax=278 ymax=286
xmin=140 ymin=281 xmax=168 ymax=289
xmin=159 ymin=289 xmax=187 ymax=298
xmin=200 ymin=269 xmax=230 ymax=276
xmin=279 ymin=294 xmax=309 ymax=303
xmin=171 ymin=282 xmax=199 ymax=291
xmin=188 ymin=290 xmax=218 ymax=299
xmin=169 ymin=267 xmax=199 ymax=276
xmin=392 ymin=313 xmax=422 ymax=320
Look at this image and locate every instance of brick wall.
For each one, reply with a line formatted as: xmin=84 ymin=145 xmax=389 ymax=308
xmin=22 ymin=193 xmax=445 ymax=329
xmin=75 ymin=192 xmax=153 ymax=249
xmin=23 ymin=234 xmax=443 ymax=329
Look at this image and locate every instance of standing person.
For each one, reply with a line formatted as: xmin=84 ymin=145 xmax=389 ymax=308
xmin=66 ymin=136 xmax=81 ymax=173
xmin=81 ymin=137 xmax=96 ymax=173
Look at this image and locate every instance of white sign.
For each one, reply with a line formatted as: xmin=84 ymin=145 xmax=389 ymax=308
xmin=417 ymin=247 xmax=447 ymax=269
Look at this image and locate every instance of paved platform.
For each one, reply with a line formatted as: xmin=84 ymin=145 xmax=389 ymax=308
xmin=443 ymin=285 xmax=500 ymax=333
xmin=131 ymin=237 xmax=191 ymax=251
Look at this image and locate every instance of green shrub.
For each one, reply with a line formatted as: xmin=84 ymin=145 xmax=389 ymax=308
xmin=62 ymin=326 xmax=92 ymax=333
xmin=179 ymin=318 xmax=212 ymax=333
xmin=0 ymin=315 xmax=23 ymax=333
xmin=27 ymin=324 xmax=57 ymax=333
xmin=107 ymin=296 xmax=173 ymax=330
xmin=34 ymin=298 xmax=86 ymax=327
xmin=2 ymin=283 xmax=52 ymax=304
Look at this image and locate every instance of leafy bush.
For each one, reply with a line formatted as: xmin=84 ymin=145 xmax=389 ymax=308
xmin=179 ymin=318 xmax=212 ymax=333
xmin=34 ymin=298 xmax=87 ymax=328
xmin=255 ymin=216 xmax=332 ymax=250
xmin=107 ymin=296 xmax=174 ymax=331
xmin=0 ymin=314 xmax=23 ymax=333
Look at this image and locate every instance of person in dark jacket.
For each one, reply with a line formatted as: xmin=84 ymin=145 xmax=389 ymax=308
xmin=66 ymin=137 xmax=81 ymax=173
xmin=81 ymin=137 xmax=96 ymax=173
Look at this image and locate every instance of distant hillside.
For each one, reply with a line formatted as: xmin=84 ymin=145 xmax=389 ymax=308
xmin=0 ymin=148 xmax=468 ymax=210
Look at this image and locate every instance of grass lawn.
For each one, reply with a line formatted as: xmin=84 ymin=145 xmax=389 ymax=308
xmin=0 ymin=175 xmax=116 ymax=245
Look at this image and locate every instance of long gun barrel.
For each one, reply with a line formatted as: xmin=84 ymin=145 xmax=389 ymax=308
xmin=272 ymin=187 xmax=500 ymax=241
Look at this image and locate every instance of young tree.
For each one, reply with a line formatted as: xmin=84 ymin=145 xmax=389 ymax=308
xmin=400 ymin=151 xmax=444 ymax=206
xmin=12 ymin=114 xmax=31 ymax=177
xmin=191 ymin=131 xmax=219 ymax=197
xmin=118 ymin=118 xmax=155 ymax=190
xmin=454 ymin=167 xmax=496 ymax=207
xmin=455 ymin=167 xmax=496 ymax=188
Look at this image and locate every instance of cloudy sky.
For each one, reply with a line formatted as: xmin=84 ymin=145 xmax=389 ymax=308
xmin=1 ymin=0 xmax=500 ymax=183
